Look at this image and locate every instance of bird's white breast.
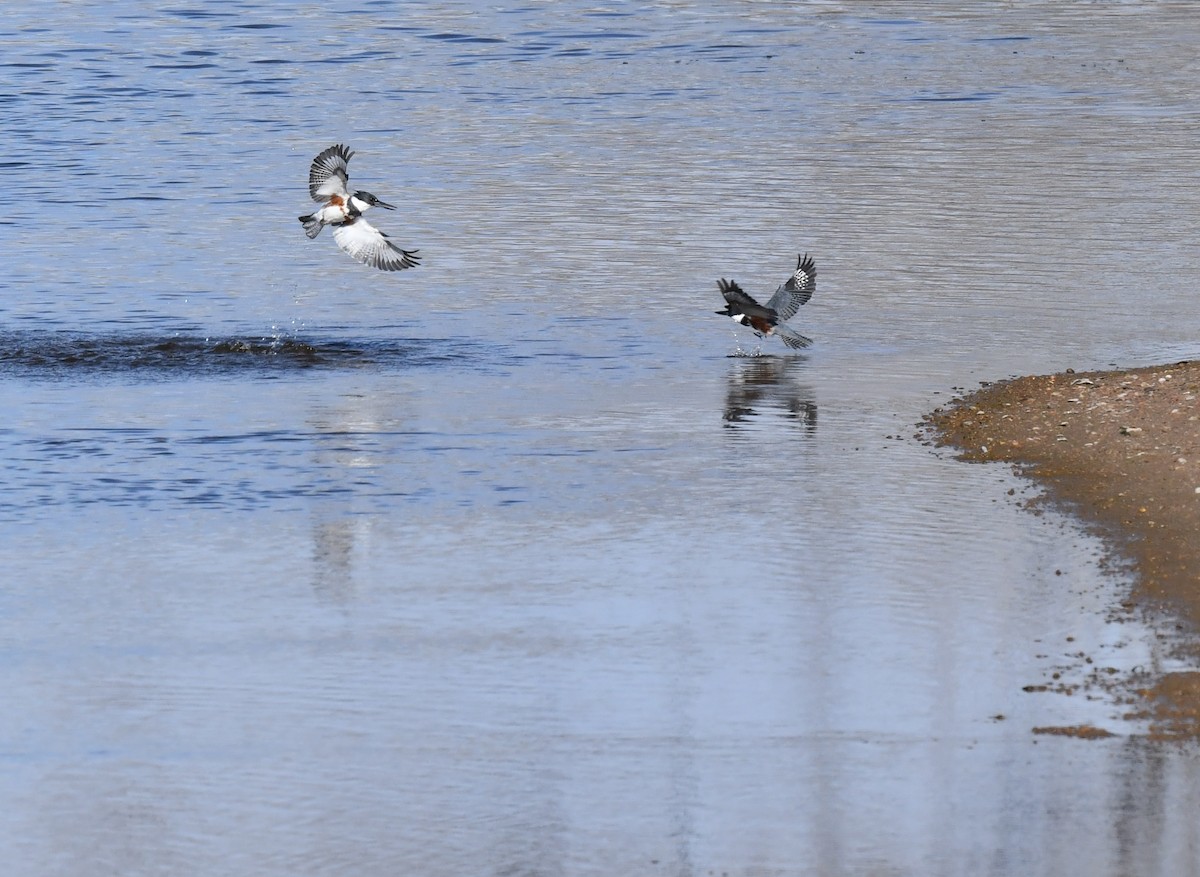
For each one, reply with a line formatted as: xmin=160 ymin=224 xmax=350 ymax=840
xmin=317 ymin=203 xmax=350 ymax=224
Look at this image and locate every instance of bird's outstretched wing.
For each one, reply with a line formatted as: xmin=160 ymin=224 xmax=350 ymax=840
xmin=718 ymin=279 xmax=776 ymax=320
xmin=765 ymin=253 xmax=815 ymax=323
xmin=773 ymin=323 xmax=814 ymax=349
xmin=309 ymin=144 xmax=354 ymax=202
xmin=333 ymin=218 xmax=421 ymax=271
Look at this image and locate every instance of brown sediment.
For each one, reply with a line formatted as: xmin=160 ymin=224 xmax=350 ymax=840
xmin=925 ymin=360 xmax=1200 ymax=739
xmin=1134 ymin=671 xmax=1200 ymax=740
xmin=1032 ymin=725 xmax=1117 ymax=740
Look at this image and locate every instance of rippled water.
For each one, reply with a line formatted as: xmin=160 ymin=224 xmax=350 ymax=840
xmin=3 ymin=2 xmax=1200 ymax=875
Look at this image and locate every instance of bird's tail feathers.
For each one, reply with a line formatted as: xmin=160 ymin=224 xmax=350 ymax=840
xmin=774 ymin=323 xmax=813 ymax=349
xmin=299 ymin=215 xmax=324 ymax=239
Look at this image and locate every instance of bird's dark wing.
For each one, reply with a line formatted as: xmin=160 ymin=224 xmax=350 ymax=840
xmin=718 ymin=279 xmax=777 ymax=320
xmin=309 ymin=144 xmax=354 ymax=202
xmin=765 ymin=253 xmax=816 ymax=322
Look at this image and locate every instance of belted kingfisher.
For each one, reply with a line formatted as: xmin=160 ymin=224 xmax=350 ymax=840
xmin=715 ymin=253 xmax=816 ymax=349
xmin=298 ymin=144 xmax=421 ymax=272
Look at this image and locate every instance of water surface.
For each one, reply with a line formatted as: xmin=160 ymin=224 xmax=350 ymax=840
xmin=3 ymin=2 xmax=1200 ymax=875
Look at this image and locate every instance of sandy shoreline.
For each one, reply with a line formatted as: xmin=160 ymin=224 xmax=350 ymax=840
xmin=926 ymin=360 xmax=1200 ymax=738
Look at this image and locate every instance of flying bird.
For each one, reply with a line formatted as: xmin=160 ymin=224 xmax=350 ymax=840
xmin=298 ymin=144 xmax=421 ymax=271
xmin=715 ymin=253 xmax=816 ymax=349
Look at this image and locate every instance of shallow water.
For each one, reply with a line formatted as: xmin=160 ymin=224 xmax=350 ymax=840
xmin=3 ymin=2 xmax=1200 ymax=875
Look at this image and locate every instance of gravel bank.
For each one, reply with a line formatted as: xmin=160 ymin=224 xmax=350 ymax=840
xmin=927 ymin=360 xmax=1200 ymax=738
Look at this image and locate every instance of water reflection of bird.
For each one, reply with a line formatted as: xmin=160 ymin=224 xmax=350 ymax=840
xmin=715 ymin=253 xmax=815 ymax=349
xmin=298 ymin=144 xmax=421 ymax=271
xmin=724 ymin=357 xmax=818 ymax=433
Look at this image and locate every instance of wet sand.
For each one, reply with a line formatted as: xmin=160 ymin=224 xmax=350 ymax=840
xmin=927 ymin=360 xmax=1200 ymax=738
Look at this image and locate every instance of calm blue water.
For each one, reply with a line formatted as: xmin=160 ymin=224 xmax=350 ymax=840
xmin=3 ymin=3 xmax=1200 ymax=875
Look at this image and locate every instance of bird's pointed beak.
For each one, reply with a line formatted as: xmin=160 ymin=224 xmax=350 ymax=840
xmin=375 ymin=200 xmax=397 ymax=210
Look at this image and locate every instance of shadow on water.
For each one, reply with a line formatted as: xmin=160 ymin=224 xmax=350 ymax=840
xmin=723 ymin=355 xmax=818 ymax=434
xmin=0 ymin=329 xmax=502 ymax=379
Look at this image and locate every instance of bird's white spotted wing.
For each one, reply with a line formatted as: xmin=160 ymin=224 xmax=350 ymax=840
xmin=308 ymin=143 xmax=354 ymax=202
xmin=765 ymin=253 xmax=816 ymax=323
xmin=332 ymin=218 xmax=421 ymax=272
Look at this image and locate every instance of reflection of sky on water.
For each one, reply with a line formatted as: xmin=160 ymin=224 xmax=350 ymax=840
xmin=2 ymin=0 xmax=1200 ymax=874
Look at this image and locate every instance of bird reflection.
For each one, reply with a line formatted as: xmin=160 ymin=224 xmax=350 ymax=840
xmin=723 ymin=356 xmax=818 ymax=434
xmin=310 ymin=518 xmax=360 ymax=604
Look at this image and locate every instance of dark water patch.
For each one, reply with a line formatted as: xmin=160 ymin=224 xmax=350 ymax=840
xmin=315 ymin=50 xmax=397 ymax=65
xmin=96 ymin=86 xmax=158 ymax=96
xmin=160 ymin=7 xmax=235 ymax=18
xmin=145 ymin=62 xmax=219 ymax=70
xmin=729 ymin=28 xmax=790 ymax=36
xmin=421 ymin=32 xmax=507 ymax=44
xmin=0 ymin=331 xmax=501 ymax=380
xmin=554 ymin=31 xmax=642 ymax=41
